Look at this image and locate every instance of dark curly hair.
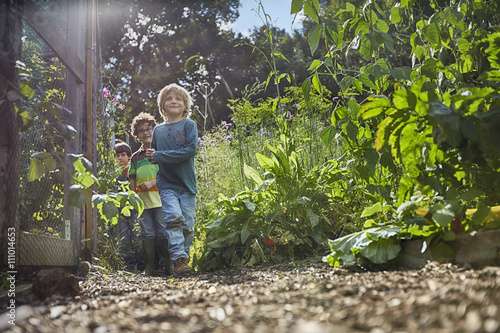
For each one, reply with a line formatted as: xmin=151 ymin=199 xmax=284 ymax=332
xmin=131 ymin=112 xmax=157 ymax=139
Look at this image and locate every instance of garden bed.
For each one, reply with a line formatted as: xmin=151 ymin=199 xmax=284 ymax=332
xmin=1 ymin=259 xmax=499 ymax=332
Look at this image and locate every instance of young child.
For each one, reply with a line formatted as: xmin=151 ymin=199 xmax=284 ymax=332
xmin=146 ymin=83 xmax=198 ymax=275
xmin=129 ymin=113 xmax=173 ymax=276
xmin=113 ymin=140 xmax=144 ymax=272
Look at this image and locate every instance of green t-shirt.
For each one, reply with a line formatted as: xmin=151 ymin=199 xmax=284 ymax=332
xmin=129 ymin=146 xmax=162 ymax=209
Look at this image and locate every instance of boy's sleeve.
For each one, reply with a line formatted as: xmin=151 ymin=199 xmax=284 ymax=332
xmin=151 ymin=128 xmax=157 ymax=151
xmin=128 ymin=159 xmax=136 ymax=180
xmin=153 ymin=121 xmax=198 ymax=164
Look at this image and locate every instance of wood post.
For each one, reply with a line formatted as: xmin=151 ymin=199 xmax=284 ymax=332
xmin=0 ymin=0 xmax=23 ymax=266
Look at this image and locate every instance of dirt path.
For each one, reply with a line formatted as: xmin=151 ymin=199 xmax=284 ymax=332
xmin=2 ymin=260 xmax=500 ymax=332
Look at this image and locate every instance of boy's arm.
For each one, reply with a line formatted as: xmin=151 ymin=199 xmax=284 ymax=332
xmin=152 ymin=121 xmax=198 ymax=164
xmin=138 ymin=178 xmax=156 ymax=192
xmin=128 ymin=159 xmax=137 ymax=192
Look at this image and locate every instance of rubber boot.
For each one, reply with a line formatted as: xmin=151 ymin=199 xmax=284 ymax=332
xmin=142 ymin=238 xmax=155 ymax=276
xmin=160 ymin=239 xmax=174 ymax=276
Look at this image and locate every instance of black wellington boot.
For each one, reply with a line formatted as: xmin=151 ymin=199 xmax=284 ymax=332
xmin=160 ymin=239 xmax=174 ymax=276
xmin=142 ymin=238 xmax=155 ymax=276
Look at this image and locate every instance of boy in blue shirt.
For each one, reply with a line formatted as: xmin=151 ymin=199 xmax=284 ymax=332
xmin=146 ymin=83 xmax=198 ymax=275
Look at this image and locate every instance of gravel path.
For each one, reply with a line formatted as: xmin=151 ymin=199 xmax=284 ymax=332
xmin=1 ymin=260 xmax=499 ymax=332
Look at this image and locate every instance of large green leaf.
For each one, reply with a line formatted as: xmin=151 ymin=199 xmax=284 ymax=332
xmin=339 ymin=76 xmax=355 ymax=93
xmin=361 ymin=202 xmax=383 ymax=217
xmin=375 ymin=116 xmax=393 ymax=151
xmin=27 ymin=157 xmax=46 ymax=181
xmin=307 ymin=59 xmax=323 ymax=72
xmin=379 ymin=32 xmax=395 ymax=53
xmin=388 ymin=120 xmax=407 ymax=164
xmin=359 ymin=236 xmax=401 ymax=264
xmin=319 ymin=126 xmax=337 ymax=146
xmin=326 ymin=226 xmax=402 ymax=265
xmin=358 ymin=73 xmax=378 ymax=90
xmin=442 ymin=7 xmax=463 ymax=27
xmin=390 ymin=6 xmax=401 ymax=24
xmin=92 ymin=194 xmax=107 ymax=206
xmin=244 ymin=164 xmax=264 ymax=187
xmin=359 ymin=33 xmax=375 ymax=60
xmin=290 ymin=0 xmax=303 ymax=14
xmin=53 ymin=122 xmax=77 ymax=140
xmin=242 ymin=199 xmax=257 ymax=212
xmin=364 ymin=148 xmax=379 ymax=175
xmin=304 ymin=1 xmax=319 ymax=24
xmin=399 ymin=122 xmax=419 ymax=174
xmin=392 ymin=86 xmax=410 ymax=110
xmin=336 ymin=106 xmax=349 ymax=120
xmin=129 ymin=193 xmax=144 ymax=217
xmin=241 ymin=220 xmax=251 ymax=244
xmin=391 ymin=67 xmax=412 ymax=80
xmin=422 ymin=22 xmax=441 ymax=49
xmin=312 ymin=73 xmax=322 ymax=95
xmin=485 ymin=33 xmax=500 ymax=69
xmin=343 ymin=121 xmax=359 ymax=143
xmin=301 ymin=78 xmax=311 ymax=104
xmin=308 ymin=25 xmax=322 ymax=55
xmin=358 ymin=95 xmax=392 ymax=119
xmin=396 ymin=200 xmax=418 ymax=219
xmin=431 ymin=203 xmax=455 ymax=228
xmin=40 ymin=102 xmax=72 ymax=121
xmin=102 ymin=200 xmax=119 ymax=223
xmin=256 ymin=153 xmax=277 ymax=173
xmin=73 ymin=156 xmax=92 ymax=173
xmin=77 ymin=172 xmax=97 ymax=188
xmin=68 ymin=185 xmax=90 ymax=208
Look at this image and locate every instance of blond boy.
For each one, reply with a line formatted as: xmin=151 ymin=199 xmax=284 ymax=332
xmin=146 ymin=83 xmax=198 ymax=274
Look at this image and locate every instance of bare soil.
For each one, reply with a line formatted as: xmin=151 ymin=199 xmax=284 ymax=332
xmin=2 ymin=259 xmax=500 ymax=333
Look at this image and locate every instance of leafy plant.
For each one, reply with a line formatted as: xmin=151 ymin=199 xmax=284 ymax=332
xmin=287 ymin=0 xmax=500 ymax=267
xmin=198 ymin=133 xmax=339 ymax=270
xmin=325 ymin=226 xmax=403 ymax=267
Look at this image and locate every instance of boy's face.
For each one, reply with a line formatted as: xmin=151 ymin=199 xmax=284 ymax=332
xmin=162 ymin=91 xmax=185 ymax=121
xmin=115 ymin=152 xmax=130 ymax=167
xmin=136 ymin=122 xmax=154 ymax=145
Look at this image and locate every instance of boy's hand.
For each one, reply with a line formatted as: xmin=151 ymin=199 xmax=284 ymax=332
xmin=138 ymin=180 xmax=154 ymax=192
xmin=146 ymin=148 xmax=155 ymax=162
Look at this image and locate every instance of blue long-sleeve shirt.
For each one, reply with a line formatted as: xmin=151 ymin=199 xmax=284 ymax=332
xmin=151 ymin=118 xmax=198 ymax=194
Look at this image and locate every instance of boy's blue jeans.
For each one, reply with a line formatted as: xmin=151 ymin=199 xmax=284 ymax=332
xmin=138 ymin=207 xmax=168 ymax=240
xmin=159 ymin=188 xmax=196 ymax=261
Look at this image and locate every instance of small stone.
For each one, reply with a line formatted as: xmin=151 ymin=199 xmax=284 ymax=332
xmin=389 ymin=298 xmax=401 ymax=307
xmin=484 ymin=319 xmax=499 ymax=333
xmin=465 ymin=311 xmax=482 ymax=332
xmin=49 ymin=305 xmax=66 ymax=319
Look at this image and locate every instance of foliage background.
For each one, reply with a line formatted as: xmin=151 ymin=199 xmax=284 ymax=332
xmin=18 ymin=0 xmax=500 ymax=271
xmin=97 ymin=0 xmax=500 ymax=270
